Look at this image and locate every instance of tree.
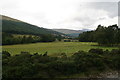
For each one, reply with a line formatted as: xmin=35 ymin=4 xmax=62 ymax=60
xmin=78 ymin=24 xmax=120 ymax=46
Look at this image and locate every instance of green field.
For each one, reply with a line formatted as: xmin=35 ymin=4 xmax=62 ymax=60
xmin=2 ymin=42 xmax=118 ymax=56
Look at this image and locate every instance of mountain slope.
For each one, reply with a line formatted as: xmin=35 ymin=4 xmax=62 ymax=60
xmin=1 ymin=15 xmax=64 ymax=36
xmin=52 ymin=29 xmax=84 ymax=34
xmin=52 ymin=29 xmax=84 ymax=37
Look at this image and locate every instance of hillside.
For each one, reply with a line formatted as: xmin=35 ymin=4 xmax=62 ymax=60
xmin=52 ymin=29 xmax=84 ymax=37
xmin=52 ymin=29 xmax=84 ymax=34
xmin=1 ymin=15 xmax=64 ymax=36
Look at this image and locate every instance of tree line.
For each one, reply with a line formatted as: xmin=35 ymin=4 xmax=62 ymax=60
xmin=2 ymin=48 xmax=120 ymax=78
xmin=79 ymin=24 xmax=120 ymax=46
xmin=2 ymin=33 xmax=56 ymax=45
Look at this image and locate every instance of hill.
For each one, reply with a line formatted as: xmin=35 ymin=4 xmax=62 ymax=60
xmin=1 ymin=15 xmax=70 ymax=45
xmin=52 ymin=29 xmax=84 ymax=37
xmin=1 ymin=15 xmax=64 ymax=36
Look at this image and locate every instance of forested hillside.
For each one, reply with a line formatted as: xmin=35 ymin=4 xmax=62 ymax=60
xmin=1 ymin=15 xmax=63 ymax=35
xmin=1 ymin=15 xmax=67 ymax=45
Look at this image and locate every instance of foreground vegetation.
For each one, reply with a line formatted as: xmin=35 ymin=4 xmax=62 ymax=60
xmin=2 ymin=42 xmax=118 ymax=56
xmin=2 ymin=48 xmax=120 ymax=78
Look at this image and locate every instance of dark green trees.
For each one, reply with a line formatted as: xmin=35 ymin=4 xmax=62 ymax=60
xmin=40 ymin=34 xmax=55 ymax=42
xmin=2 ymin=33 xmax=56 ymax=45
xmin=78 ymin=31 xmax=96 ymax=42
xmin=95 ymin=24 xmax=119 ymax=46
xmin=79 ymin=24 xmax=120 ymax=46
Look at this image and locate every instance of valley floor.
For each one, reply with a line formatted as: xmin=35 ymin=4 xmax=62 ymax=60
xmin=2 ymin=42 xmax=118 ymax=56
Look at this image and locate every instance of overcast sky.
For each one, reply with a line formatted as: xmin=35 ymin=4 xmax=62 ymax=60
xmin=0 ymin=0 xmax=119 ymax=30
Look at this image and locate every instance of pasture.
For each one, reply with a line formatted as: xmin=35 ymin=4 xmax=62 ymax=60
xmin=2 ymin=42 xmax=118 ymax=56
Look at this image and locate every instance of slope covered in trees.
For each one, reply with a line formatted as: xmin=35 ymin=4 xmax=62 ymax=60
xmin=1 ymin=15 xmax=67 ymax=45
xmin=1 ymin=15 xmax=64 ymax=35
xmin=79 ymin=24 xmax=120 ymax=46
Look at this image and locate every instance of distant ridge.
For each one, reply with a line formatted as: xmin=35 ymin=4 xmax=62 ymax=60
xmin=52 ymin=29 xmax=89 ymax=37
xmin=52 ymin=29 xmax=83 ymax=34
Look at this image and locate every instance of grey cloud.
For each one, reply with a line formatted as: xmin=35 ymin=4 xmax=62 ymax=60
xmin=87 ymin=2 xmax=118 ymax=18
xmin=74 ymin=16 xmax=97 ymax=27
xmin=118 ymin=2 xmax=120 ymax=16
xmin=74 ymin=2 xmax=118 ymax=28
xmin=98 ymin=17 xmax=106 ymax=20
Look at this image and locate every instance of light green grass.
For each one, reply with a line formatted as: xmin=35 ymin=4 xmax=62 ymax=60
xmin=2 ymin=42 xmax=118 ymax=56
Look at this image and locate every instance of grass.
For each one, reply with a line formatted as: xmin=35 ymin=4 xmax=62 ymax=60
xmin=2 ymin=42 xmax=118 ymax=56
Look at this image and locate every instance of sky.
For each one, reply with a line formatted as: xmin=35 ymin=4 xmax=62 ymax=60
xmin=0 ymin=0 xmax=119 ymax=30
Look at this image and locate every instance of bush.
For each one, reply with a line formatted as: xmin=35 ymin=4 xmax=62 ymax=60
xmin=110 ymin=49 xmax=120 ymax=54
xmin=2 ymin=51 xmax=11 ymax=59
xmin=89 ymin=48 xmax=103 ymax=54
xmin=2 ymin=49 xmax=120 ymax=78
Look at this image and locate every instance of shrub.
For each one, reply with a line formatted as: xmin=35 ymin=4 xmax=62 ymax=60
xmin=2 ymin=49 xmax=120 ymax=78
xmin=2 ymin=51 xmax=11 ymax=59
xmin=89 ymin=48 xmax=103 ymax=54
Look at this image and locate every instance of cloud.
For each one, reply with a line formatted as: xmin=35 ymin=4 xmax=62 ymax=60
xmin=74 ymin=8 xmax=109 ymax=26
xmin=0 ymin=0 xmax=119 ymax=30
xmin=87 ymin=2 xmax=118 ymax=18
xmin=70 ymin=2 xmax=118 ymax=29
xmin=94 ymin=16 xmax=118 ymax=28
